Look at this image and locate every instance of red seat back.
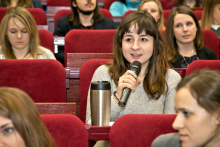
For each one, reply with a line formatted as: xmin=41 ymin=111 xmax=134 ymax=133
xmin=194 ymin=10 xmax=203 ymax=21
xmin=47 ymin=0 xmax=70 ymax=6
xmin=80 ymin=59 xmax=112 ymax=122
xmin=41 ymin=114 xmax=88 ymax=147
xmin=64 ymin=29 xmax=116 ymax=66
xmin=163 ymin=10 xmax=171 ymax=26
xmin=186 ymin=60 xmax=220 ymax=76
xmin=38 ymin=29 xmax=54 ymax=53
xmin=122 ymin=10 xmax=136 ymax=19
xmin=110 ymin=114 xmax=177 ymax=147
xmin=0 ymin=60 xmax=66 ymax=102
xmin=104 ymin=0 xmax=117 ymax=10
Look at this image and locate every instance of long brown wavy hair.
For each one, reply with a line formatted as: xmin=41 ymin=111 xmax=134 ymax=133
xmin=69 ymin=0 xmax=103 ymax=28
xmin=0 ymin=87 xmax=55 ymax=147
xmin=107 ymin=11 xmax=168 ymax=100
xmin=0 ymin=0 xmax=33 ymax=7
xmin=0 ymin=7 xmax=40 ymax=59
xmin=201 ymin=0 xmax=220 ymax=30
xmin=165 ymin=6 xmax=204 ymax=63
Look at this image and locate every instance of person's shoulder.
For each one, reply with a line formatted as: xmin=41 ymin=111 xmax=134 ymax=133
xmin=37 ymin=46 xmax=56 ymax=59
xmin=151 ymin=133 xmax=181 ymax=147
xmin=167 ymin=69 xmax=182 ymax=79
xmin=95 ymin=64 xmax=109 ymax=73
xmin=202 ymin=46 xmax=215 ymax=53
xmin=57 ymin=14 xmax=71 ymax=22
xmin=110 ymin=1 xmax=125 ymax=7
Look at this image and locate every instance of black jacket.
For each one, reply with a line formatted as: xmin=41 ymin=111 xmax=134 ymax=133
xmin=169 ymin=46 xmax=218 ymax=68
xmin=53 ymin=14 xmax=115 ymax=36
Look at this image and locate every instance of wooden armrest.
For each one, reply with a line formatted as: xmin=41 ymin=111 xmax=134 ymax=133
xmin=35 ymin=102 xmax=76 ymax=115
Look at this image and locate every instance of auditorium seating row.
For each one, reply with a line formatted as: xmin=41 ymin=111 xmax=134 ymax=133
xmin=41 ymin=113 xmax=177 ymax=147
xmin=0 ymin=7 xmax=204 ymax=33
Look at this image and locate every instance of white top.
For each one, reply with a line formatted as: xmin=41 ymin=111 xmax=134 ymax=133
xmin=0 ymin=46 xmax=56 ymax=59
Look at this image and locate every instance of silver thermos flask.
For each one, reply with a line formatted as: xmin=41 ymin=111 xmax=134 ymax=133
xmin=90 ymin=81 xmax=111 ymax=126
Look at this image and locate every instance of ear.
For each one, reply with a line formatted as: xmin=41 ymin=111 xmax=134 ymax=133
xmin=72 ymin=1 xmax=77 ymax=7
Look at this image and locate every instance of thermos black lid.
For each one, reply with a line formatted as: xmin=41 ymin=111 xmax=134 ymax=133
xmin=91 ymin=81 xmax=111 ymax=90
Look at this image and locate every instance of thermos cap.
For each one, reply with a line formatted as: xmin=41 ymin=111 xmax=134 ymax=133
xmin=91 ymin=81 xmax=111 ymax=90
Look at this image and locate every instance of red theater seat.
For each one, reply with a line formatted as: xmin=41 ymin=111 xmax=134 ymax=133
xmin=104 ymin=0 xmax=117 ymax=10
xmin=80 ymin=59 xmax=112 ymax=122
xmin=194 ymin=10 xmax=203 ymax=20
xmin=186 ymin=60 xmax=220 ymax=76
xmin=64 ymin=29 xmax=116 ymax=66
xmin=41 ymin=114 xmax=88 ymax=147
xmin=122 ymin=10 xmax=136 ymax=19
xmin=163 ymin=10 xmax=171 ymax=26
xmin=38 ymin=29 xmax=54 ymax=53
xmin=0 ymin=60 xmax=66 ymax=102
xmin=110 ymin=114 xmax=177 ymax=147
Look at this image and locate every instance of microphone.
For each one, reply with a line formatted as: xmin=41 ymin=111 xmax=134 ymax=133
xmin=118 ymin=61 xmax=142 ymax=107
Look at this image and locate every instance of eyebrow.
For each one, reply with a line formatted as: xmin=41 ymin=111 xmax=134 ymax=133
xmin=0 ymin=123 xmax=12 ymax=129
xmin=123 ymin=34 xmax=150 ymax=37
xmin=175 ymin=108 xmax=191 ymax=111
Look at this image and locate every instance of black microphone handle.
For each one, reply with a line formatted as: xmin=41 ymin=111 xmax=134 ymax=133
xmin=118 ymin=88 xmax=131 ymax=107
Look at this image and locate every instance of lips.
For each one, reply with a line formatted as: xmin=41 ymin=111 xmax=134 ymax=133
xmin=131 ymin=54 xmax=142 ymax=59
xmin=182 ymin=35 xmax=190 ymax=38
xmin=178 ymin=134 xmax=188 ymax=140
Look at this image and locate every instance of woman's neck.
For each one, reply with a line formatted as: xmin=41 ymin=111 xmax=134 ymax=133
xmin=12 ymin=46 xmax=29 ymax=59
xmin=138 ymin=61 xmax=149 ymax=81
xmin=177 ymin=42 xmax=196 ymax=57
xmin=10 ymin=0 xmax=19 ymax=7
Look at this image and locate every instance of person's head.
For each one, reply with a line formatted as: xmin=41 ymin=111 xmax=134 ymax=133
xmin=173 ymin=70 xmax=220 ymax=147
xmin=165 ymin=6 xmax=203 ymax=62
xmin=175 ymin=0 xmax=201 ymax=8
xmin=138 ymin=0 xmax=165 ymax=30
xmin=0 ymin=0 xmax=33 ymax=8
xmin=0 ymin=87 xmax=54 ymax=147
xmin=0 ymin=7 xmax=39 ymax=59
xmin=70 ymin=0 xmax=103 ymax=27
xmin=201 ymin=0 xmax=220 ymax=29
xmin=108 ymin=11 xmax=168 ymax=100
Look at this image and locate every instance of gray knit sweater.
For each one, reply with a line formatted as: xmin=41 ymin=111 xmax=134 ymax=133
xmin=85 ymin=65 xmax=181 ymax=147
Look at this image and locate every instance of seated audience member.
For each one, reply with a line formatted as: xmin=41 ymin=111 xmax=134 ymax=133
xmin=53 ymin=0 xmax=115 ymax=66
xmin=201 ymin=0 xmax=220 ymax=37
xmin=0 ymin=0 xmax=43 ymax=9
xmin=109 ymin=0 xmax=141 ymax=17
xmin=138 ymin=0 xmax=165 ymax=30
xmin=0 ymin=7 xmax=55 ymax=59
xmin=86 ymin=11 xmax=181 ymax=146
xmin=0 ymin=87 xmax=55 ymax=147
xmin=165 ymin=6 xmax=217 ymax=68
xmin=151 ymin=70 xmax=220 ymax=147
xmin=165 ymin=0 xmax=203 ymax=9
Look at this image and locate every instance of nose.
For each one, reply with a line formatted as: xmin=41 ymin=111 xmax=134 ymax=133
xmin=183 ymin=25 xmax=188 ymax=32
xmin=17 ymin=31 xmax=22 ymax=39
xmin=172 ymin=113 xmax=184 ymax=131
xmin=131 ymin=39 xmax=140 ymax=50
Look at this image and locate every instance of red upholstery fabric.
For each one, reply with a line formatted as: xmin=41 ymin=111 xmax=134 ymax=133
xmin=163 ymin=10 xmax=171 ymax=26
xmin=41 ymin=114 xmax=88 ymax=147
xmin=122 ymin=10 xmax=136 ymax=19
xmin=38 ymin=29 xmax=54 ymax=53
xmin=65 ymin=29 xmax=116 ymax=66
xmin=26 ymin=8 xmax=47 ymax=25
xmin=0 ymin=60 xmax=66 ymax=102
xmin=110 ymin=114 xmax=177 ymax=147
xmin=80 ymin=59 xmax=112 ymax=122
xmin=0 ymin=8 xmax=7 ymax=23
xmin=202 ymin=30 xmax=219 ymax=59
xmin=185 ymin=60 xmax=220 ymax=76
xmin=194 ymin=10 xmax=203 ymax=20
xmin=47 ymin=0 xmax=70 ymax=6
xmin=160 ymin=0 xmax=172 ymax=9
xmin=54 ymin=8 xmax=113 ymax=27
xmin=160 ymin=30 xmax=219 ymax=59
xmin=0 ymin=8 xmax=46 ymax=25
xmin=104 ymin=0 xmax=117 ymax=10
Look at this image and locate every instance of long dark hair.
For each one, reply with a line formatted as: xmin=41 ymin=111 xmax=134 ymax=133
xmin=107 ymin=11 xmax=168 ymax=100
xmin=69 ymin=0 xmax=103 ymax=28
xmin=165 ymin=6 xmax=204 ymax=63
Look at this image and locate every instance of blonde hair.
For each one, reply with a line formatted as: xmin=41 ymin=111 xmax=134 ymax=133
xmin=200 ymin=0 xmax=220 ymax=30
xmin=0 ymin=7 xmax=41 ymax=59
xmin=138 ymin=0 xmax=165 ymax=30
xmin=0 ymin=0 xmax=33 ymax=7
xmin=0 ymin=87 xmax=55 ymax=147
